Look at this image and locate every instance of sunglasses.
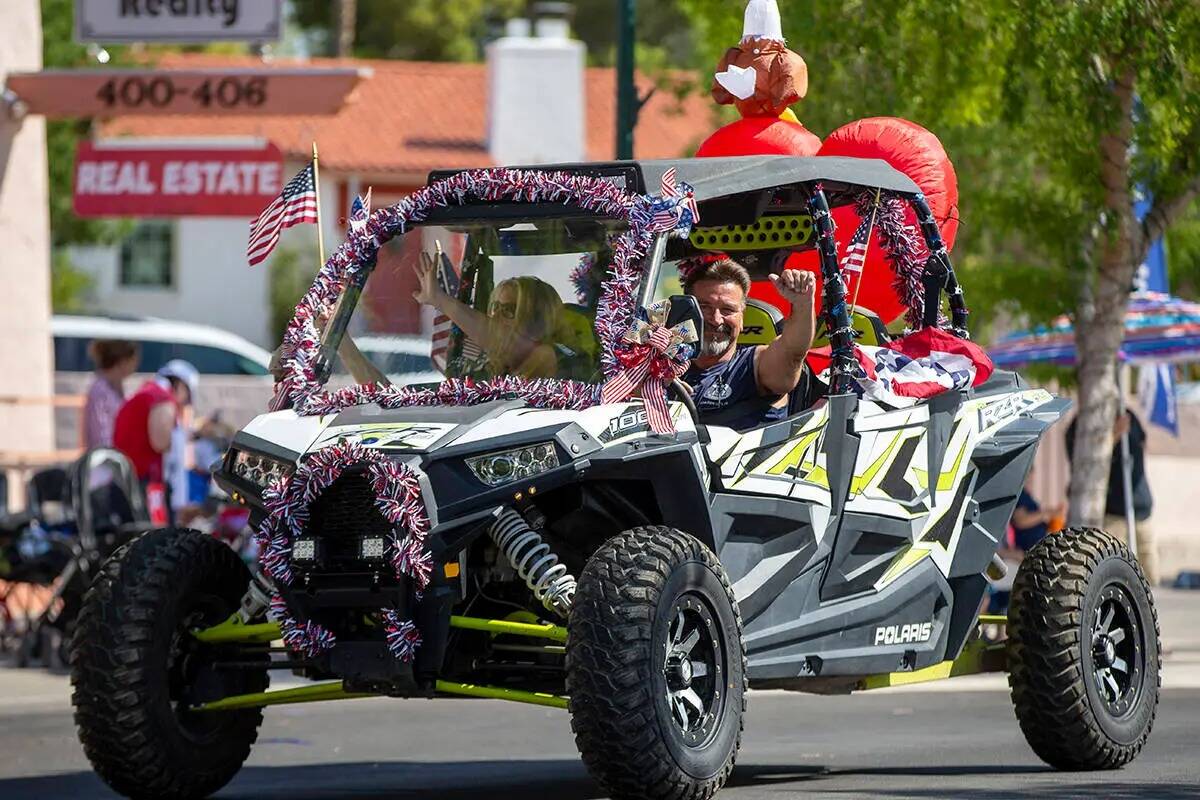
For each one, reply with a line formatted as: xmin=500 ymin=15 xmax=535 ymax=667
xmin=488 ymin=300 xmax=518 ymax=320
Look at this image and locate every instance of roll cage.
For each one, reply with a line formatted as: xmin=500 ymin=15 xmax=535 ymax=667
xmin=428 ymin=156 xmax=969 ymax=399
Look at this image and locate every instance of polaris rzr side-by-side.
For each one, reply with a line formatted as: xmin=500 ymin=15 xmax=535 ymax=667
xmin=70 ymin=156 xmax=1160 ymax=800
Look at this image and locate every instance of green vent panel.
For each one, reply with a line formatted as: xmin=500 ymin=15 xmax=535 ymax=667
xmin=689 ymin=214 xmax=815 ymax=251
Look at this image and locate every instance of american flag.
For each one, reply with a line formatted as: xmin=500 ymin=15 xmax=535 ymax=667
xmin=247 ymin=162 xmax=319 ymax=266
xmin=840 ymin=215 xmax=872 ymax=276
xmin=348 ymin=187 xmax=371 ymax=234
xmin=429 ymin=245 xmax=484 ymax=373
xmin=651 ymin=167 xmax=700 ymax=230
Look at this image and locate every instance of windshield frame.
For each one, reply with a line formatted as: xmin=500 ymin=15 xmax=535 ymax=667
xmin=269 ymin=167 xmax=691 ymax=417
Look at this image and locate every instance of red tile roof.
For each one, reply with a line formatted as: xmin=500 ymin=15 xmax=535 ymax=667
xmin=100 ymin=53 xmax=716 ymax=178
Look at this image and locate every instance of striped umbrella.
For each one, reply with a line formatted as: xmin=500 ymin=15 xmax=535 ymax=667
xmin=988 ymin=292 xmax=1200 ymax=368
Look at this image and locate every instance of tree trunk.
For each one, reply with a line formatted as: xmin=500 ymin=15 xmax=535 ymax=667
xmin=1068 ymin=66 xmax=1138 ymax=529
xmin=335 ymin=0 xmax=357 ymax=58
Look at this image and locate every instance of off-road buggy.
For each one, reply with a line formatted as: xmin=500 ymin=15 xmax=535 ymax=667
xmin=71 ymin=156 xmax=1160 ymax=800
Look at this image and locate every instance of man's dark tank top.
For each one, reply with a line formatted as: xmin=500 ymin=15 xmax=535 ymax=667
xmin=682 ymin=345 xmax=785 ymax=431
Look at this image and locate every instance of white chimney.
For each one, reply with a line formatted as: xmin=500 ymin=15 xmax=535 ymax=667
xmin=487 ymin=8 xmax=585 ymax=166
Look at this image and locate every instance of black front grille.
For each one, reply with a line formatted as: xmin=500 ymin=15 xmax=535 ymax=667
xmin=306 ymin=470 xmax=395 ymax=566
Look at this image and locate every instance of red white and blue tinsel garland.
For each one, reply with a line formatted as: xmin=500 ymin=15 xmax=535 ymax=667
xmin=261 ymin=167 xmax=698 ymax=661
xmin=270 ymin=168 xmax=682 ymax=413
xmin=258 ymin=440 xmax=431 ymax=661
xmin=862 ymin=191 xmax=941 ymax=331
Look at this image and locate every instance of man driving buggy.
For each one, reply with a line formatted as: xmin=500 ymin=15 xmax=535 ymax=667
xmin=682 ymin=257 xmax=816 ymax=431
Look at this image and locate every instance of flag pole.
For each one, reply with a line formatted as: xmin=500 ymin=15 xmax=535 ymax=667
xmin=849 ymin=187 xmax=883 ymax=311
xmin=312 ymin=141 xmax=326 ymax=266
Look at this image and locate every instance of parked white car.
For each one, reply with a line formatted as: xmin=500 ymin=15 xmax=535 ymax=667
xmin=350 ymin=334 xmax=441 ymax=386
xmin=52 ymin=314 xmax=273 ymax=376
xmin=51 ymin=314 xmax=274 ymax=449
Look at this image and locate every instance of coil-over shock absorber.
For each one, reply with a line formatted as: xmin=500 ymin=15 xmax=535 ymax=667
xmin=488 ymin=507 xmax=576 ymax=617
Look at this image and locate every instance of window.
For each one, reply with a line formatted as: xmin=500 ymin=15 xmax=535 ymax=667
xmin=53 ymin=336 xmax=268 ymax=375
xmin=53 ymin=336 xmax=92 ymax=372
xmin=170 ymin=344 xmax=270 ymax=376
xmin=119 ymin=222 xmax=174 ymax=288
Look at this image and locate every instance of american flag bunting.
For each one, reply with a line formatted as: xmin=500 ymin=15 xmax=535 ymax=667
xmin=247 ymin=161 xmax=319 ymax=266
xmin=429 ymin=246 xmax=483 ymax=372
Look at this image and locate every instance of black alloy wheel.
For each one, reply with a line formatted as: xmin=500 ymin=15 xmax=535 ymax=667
xmin=1008 ymin=526 xmax=1160 ymax=770
xmin=567 ymin=526 xmax=746 ymax=800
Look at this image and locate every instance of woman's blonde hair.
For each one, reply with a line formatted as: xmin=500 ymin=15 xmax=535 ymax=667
xmin=496 ymin=276 xmax=562 ymax=341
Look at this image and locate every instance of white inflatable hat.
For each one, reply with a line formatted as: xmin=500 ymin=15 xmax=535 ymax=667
xmin=742 ymin=0 xmax=784 ymax=43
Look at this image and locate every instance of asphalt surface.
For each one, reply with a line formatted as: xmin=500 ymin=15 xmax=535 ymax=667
xmin=2 ymin=588 xmax=1198 ymax=799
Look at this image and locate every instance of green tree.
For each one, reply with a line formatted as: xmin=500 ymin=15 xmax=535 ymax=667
xmin=49 ymin=251 xmax=95 ymax=311
xmin=268 ymin=247 xmax=318 ymax=343
xmin=680 ymin=0 xmax=1200 ymax=528
xmin=40 ymin=0 xmax=131 ymax=250
xmin=289 ymin=0 xmax=694 ymax=66
xmin=291 ymin=0 xmax=524 ymax=61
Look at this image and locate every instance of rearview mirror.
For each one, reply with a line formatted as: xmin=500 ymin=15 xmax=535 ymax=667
xmin=666 ymin=295 xmax=703 ymax=350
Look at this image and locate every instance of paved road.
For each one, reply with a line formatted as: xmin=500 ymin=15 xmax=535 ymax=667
xmin=2 ymin=588 xmax=1198 ymax=799
xmin=3 ymin=677 xmax=1198 ymax=798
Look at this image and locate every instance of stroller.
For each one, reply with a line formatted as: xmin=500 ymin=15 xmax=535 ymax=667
xmin=0 ymin=448 xmax=153 ymax=668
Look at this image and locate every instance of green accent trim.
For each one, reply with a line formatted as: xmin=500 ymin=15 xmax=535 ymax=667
xmin=449 ymin=615 xmax=567 ymax=643
xmin=193 ymin=681 xmax=374 ymax=712
xmin=191 ymin=614 xmax=282 ymax=644
xmin=978 ymin=614 xmax=1007 ymax=625
xmin=849 ymin=432 xmax=903 ymax=495
xmin=193 ymin=680 xmax=569 ymax=713
xmin=191 ymin=614 xmax=566 ymax=646
xmin=856 ymin=638 xmax=1006 ymax=690
xmin=436 ymin=680 xmax=568 ymax=709
xmin=690 ymin=215 xmax=814 ymax=251
xmin=877 ymin=547 xmax=930 ymax=585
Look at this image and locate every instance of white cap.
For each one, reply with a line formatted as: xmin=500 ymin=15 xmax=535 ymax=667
xmin=742 ymin=0 xmax=784 ymax=42
xmin=157 ymin=359 xmax=199 ymax=402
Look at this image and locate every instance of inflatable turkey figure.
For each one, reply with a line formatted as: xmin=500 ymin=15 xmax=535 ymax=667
xmin=696 ymin=0 xmax=961 ymax=326
xmin=697 ymin=0 xmax=821 ymax=157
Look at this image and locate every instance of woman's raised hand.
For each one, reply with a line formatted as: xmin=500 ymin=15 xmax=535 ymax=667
xmin=412 ymin=251 xmax=443 ymax=308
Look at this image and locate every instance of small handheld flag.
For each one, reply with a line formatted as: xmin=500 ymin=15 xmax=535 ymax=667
xmin=247 ymin=161 xmax=319 ymax=266
xmin=348 ymin=187 xmax=372 ymax=234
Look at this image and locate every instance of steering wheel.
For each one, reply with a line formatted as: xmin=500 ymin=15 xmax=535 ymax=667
xmin=668 ymin=379 xmax=703 ymax=431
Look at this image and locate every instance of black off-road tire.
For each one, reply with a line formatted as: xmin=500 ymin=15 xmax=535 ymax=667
xmin=1008 ymin=527 xmax=1160 ymax=770
xmin=566 ymin=527 xmax=746 ymax=800
xmin=71 ymin=529 xmax=268 ymax=799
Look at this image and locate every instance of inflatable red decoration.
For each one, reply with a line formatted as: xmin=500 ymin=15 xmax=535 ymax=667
xmin=780 ymin=117 xmax=960 ymax=325
xmin=820 ymin=117 xmax=959 ymax=250
xmin=696 ymin=116 xmax=822 ymax=158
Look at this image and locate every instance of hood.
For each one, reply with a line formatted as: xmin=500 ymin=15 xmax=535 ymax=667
xmin=237 ymin=399 xmax=695 ymax=462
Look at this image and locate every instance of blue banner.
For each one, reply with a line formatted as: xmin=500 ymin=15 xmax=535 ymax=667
xmin=1135 ymin=190 xmax=1177 ymax=435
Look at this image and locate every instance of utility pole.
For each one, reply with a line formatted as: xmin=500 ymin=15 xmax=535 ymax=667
xmin=335 ymin=0 xmax=357 ymax=57
xmin=615 ymin=0 xmax=636 ymax=160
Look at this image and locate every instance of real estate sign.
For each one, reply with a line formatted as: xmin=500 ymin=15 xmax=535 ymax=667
xmin=73 ymin=140 xmax=284 ymax=217
xmin=75 ymin=0 xmax=283 ymax=44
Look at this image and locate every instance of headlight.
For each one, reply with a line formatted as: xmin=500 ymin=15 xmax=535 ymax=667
xmin=292 ymin=537 xmax=321 ymax=563
xmin=231 ymin=450 xmax=294 ymax=489
xmin=358 ymin=536 xmax=387 ymax=561
xmin=466 ymin=442 xmax=559 ymax=487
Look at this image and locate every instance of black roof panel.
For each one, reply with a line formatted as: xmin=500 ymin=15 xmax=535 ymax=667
xmin=428 ymin=155 xmax=920 ymax=201
xmin=636 ymin=156 xmax=921 ymax=200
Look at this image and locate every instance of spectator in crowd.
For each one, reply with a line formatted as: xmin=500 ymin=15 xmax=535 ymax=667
xmin=1067 ymin=408 xmax=1157 ymax=584
xmin=987 ymin=485 xmax=1066 ymax=616
xmin=112 ymin=359 xmax=199 ymax=524
xmin=81 ymin=339 xmax=139 ymax=449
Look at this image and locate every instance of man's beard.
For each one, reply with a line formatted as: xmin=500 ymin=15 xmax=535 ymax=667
xmin=701 ymin=325 xmax=734 ymax=358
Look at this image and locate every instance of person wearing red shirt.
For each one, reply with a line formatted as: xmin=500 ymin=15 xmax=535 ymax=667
xmin=113 ymin=360 xmax=199 ymax=522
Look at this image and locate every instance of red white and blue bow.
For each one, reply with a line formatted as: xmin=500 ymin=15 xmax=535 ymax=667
xmin=601 ymin=299 xmax=699 ymax=433
xmin=648 ymin=167 xmax=700 ymax=235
